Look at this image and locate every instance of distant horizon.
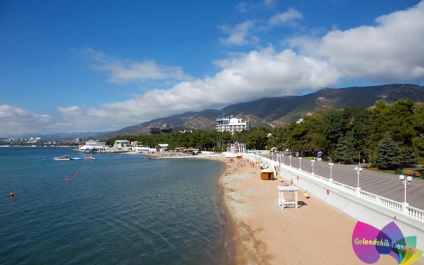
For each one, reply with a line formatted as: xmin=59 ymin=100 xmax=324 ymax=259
xmin=2 ymin=83 xmax=422 ymax=139
xmin=1 ymin=1 xmax=423 ymax=136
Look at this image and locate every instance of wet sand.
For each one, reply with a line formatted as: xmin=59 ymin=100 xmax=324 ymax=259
xmin=220 ymin=156 xmax=396 ymax=265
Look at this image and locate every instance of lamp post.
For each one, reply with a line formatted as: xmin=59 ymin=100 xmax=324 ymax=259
xmin=399 ymin=175 xmax=412 ymax=214
xmin=311 ymin=159 xmax=315 ymax=175
xmin=354 ymin=167 xmax=362 ymax=194
xmin=289 ymin=155 xmax=292 ymax=167
xmin=299 ymin=157 xmax=302 ymax=170
xmin=329 ymin=162 xmax=334 ymax=182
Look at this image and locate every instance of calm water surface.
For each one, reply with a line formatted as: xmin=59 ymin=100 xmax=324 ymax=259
xmin=0 ymin=147 xmax=227 ymax=264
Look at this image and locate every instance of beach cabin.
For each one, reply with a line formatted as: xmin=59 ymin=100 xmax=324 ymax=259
xmin=113 ymin=140 xmax=131 ymax=149
xmin=157 ymin=144 xmax=169 ymax=152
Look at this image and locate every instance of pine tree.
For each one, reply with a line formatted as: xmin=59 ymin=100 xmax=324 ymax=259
xmin=333 ymin=133 xmax=357 ymax=163
xmin=375 ymin=133 xmax=402 ymax=169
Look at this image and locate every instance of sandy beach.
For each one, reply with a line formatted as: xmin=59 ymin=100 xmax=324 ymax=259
xmin=219 ymin=155 xmax=397 ymax=265
xmin=141 ymin=151 xmax=413 ymax=264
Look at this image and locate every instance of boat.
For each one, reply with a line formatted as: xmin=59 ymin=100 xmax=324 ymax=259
xmin=53 ymin=155 xmax=71 ymax=161
xmin=83 ymin=156 xmax=96 ymax=160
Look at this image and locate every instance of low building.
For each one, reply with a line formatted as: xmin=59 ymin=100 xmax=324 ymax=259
xmin=86 ymin=140 xmax=106 ymax=148
xmin=160 ymin=128 xmax=173 ymax=134
xmin=149 ymin=126 xmax=173 ymax=134
xmin=131 ymin=141 xmax=142 ymax=147
xmin=134 ymin=146 xmax=155 ymax=153
xmin=113 ymin=140 xmax=131 ymax=149
xmin=148 ymin=127 xmax=161 ymax=134
xmin=79 ymin=140 xmax=106 ymax=152
xmin=157 ymin=144 xmax=169 ymax=152
xmin=216 ymin=116 xmax=251 ymax=135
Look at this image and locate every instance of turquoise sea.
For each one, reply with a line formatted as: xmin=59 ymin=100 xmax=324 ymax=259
xmin=0 ymin=147 xmax=228 ymax=265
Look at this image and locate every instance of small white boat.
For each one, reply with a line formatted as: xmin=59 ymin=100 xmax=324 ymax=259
xmin=83 ymin=156 xmax=96 ymax=160
xmin=54 ymin=155 xmax=71 ymax=161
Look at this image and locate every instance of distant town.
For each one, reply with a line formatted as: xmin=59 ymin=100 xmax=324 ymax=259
xmin=0 ymin=115 xmax=252 ymax=147
xmin=0 ymin=137 xmax=81 ymax=147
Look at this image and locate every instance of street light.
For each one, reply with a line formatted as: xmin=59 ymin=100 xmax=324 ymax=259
xmin=299 ymin=157 xmax=302 ymax=170
xmin=399 ymin=175 xmax=413 ymax=204
xmin=354 ymin=167 xmax=362 ymax=188
xmin=289 ymin=155 xmax=292 ymax=167
xmin=329 ymin=162 xmax=334 ymax=181
xmin=311 ymin=159 xmax=315 ymax=175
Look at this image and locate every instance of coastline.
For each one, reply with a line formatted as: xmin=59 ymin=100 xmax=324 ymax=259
xmin=142 ymin=151 xmax=240 ymax=263
xmin=214 ymin=155 xmax=240 ymax=265
xmin=136 ymin=151 xmax=400 ymax=264
xmin=219 ymin=155 xmax=397 ymax=265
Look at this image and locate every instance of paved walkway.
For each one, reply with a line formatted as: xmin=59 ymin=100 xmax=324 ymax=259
xmin=279 ymin=157 xmax=424 ymax=210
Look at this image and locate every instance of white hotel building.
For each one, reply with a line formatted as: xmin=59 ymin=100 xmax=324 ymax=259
xmin=216 ymin=116 xmax=251 ymax=135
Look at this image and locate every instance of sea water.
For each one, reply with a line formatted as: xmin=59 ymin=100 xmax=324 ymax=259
xmin=0 ymin=147 xmax=228 ymax=265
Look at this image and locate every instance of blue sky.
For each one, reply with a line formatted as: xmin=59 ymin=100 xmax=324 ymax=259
xmin=1 ymin=0 xmax=423 ymax=137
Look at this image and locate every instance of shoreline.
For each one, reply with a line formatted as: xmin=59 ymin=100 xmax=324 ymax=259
xmin=135 ymin=151 xmax=241 ymax=264
xmin=215 ymin=156 xmax=240 ymax=265
xmin=219 ymin=155 xmax=398 ymax=265
xmin=131 ymin=151 xmax=410 ymax=264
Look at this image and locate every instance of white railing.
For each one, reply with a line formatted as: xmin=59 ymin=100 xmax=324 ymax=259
xmin=378 ymin=197 xmax=403 ymax=212
xmin=408 ymin=206 xmax=424 ymax=220
xmin=359 ymin=189 xmax=379 ymax=202
xmin=252 ymin=153 xmax=424 ymax=222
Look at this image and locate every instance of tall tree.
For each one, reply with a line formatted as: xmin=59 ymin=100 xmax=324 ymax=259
xmin=333 ymin=132 xmax=357 ymax=163
xmin=375 ymin=133 xmax=402 ymax=169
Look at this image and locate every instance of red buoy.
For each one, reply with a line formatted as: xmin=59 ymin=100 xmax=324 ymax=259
xmin=9 ymin=192 xmax=14 ymax=197
xmin=66 ymin=178 xmax=70 ymax=182
xmin=75 ymin=171 xmax=79 ymax=175
xmin=109 ymin=167 xmax=112 ymax=171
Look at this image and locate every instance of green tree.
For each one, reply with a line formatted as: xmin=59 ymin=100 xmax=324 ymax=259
xmin=245 ymin=127 xmax=269 ymax=149
xmin=333 ymin=132 xmax=357 ymax=163
xmin=284 ymin=121 xmax=308 ymax=153
xmin=375 ymin=133 xmax=402 ymax=169
xmin=412 ymin=103 xmax=424 ymax=163
xmin=321 ymin=109 xmax=345 ymax=158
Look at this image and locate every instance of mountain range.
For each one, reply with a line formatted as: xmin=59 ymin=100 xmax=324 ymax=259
xmin=104 ymin=84 xmax=424 ymax=137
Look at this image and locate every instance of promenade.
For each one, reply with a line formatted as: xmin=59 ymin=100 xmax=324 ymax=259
xmin=278 ymin=156 xmax=424 ymax=210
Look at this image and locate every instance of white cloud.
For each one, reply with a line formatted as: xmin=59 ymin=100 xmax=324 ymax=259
xmin=290 ymin=1 xmax=424 ymax=83
xmin=85 ymin=48 xmax=192 ymax=83
xmin=2 ymin=3 xmax=424 ymax=136
xmin=269 ymin=8 xmax=302 ymax=26
xmin=0 ymin=105 xmax=52 ymax=136
xmin=219 ymin=20 xmax=256 ymax=46
xmin=0 ymin=45 xmax=336 ymax=135
xmin=46 ymin=46 xmax=338 ymax=133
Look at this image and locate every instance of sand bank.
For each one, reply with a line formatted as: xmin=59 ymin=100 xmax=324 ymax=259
xmin=220 ymin=156 xmax=396 ymax=265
